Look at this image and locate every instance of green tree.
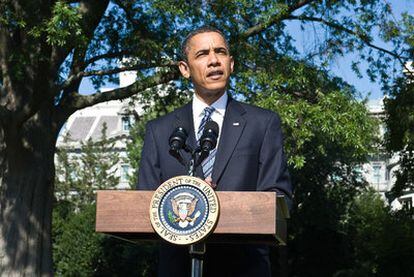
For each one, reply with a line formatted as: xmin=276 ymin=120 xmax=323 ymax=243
xmin=53 ymin=124 xmax=159 ymax=276
xmin=382 ymin=10 xmax=414 ymax=200
xmin=252 ymin=64 xmax=378 ymax=276
xmin=53 ymin=203 xmax=158 ymax=276
xmin=55 ymin=124 xmax=120 ymax=209
xmin=0 ymin=0 xmax=411 ymax=274
xmin=53 ymin=124 xmax=119 ymax=274
xmin=343 ymin=190 xmax=414 ymax=277
xmin=53 ymin=204 xmax=102 ymax=276
xmin=384 ymin=79 xmax=414 ymax=200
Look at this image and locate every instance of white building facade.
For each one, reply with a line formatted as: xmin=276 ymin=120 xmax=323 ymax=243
xmin=56 ymin=99 xmax=137 ymax=189
xmin=363 ymin=98 xmax=413 ymax=210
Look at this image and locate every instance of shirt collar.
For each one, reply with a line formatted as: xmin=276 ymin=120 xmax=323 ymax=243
xmin=193 ymin=93 xmax=228 ymax=117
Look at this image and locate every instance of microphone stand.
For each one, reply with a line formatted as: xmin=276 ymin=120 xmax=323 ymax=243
xmin=170 ymin=143 xmax=212 ymax=277
xmin=182 ymin=146 xmax=208 ymax=277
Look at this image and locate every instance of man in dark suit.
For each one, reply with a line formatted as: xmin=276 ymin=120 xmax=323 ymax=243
xmin=138 ymin=26 xmax=292 ymax=277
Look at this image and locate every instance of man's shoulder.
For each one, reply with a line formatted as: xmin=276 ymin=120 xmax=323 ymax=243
xmin=231 ymin=99 xmax=280 ymax=120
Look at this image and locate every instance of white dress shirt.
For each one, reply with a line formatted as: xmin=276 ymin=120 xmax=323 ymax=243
xmin=192 ymin=93 xmax=227 ymax=146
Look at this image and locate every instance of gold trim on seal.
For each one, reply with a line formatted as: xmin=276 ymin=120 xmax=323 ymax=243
xmin=149 ymin=176 xmax=220 ymax=245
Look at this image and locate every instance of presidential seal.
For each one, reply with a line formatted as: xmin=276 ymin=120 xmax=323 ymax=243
xmin=149 ymin=176 xmax=220 ymax=245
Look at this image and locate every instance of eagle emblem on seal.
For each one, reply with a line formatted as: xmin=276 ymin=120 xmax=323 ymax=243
xmin=171 ymin=192 xmax=201 ymax=228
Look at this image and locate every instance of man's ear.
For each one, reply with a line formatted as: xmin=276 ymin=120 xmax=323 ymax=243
xmin=178 ymin=61 xmax=191 ymax=79
xmin=230 ymin=56 xmax=234 ymax=73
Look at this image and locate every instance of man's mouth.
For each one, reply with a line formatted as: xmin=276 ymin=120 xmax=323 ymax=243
xmin=207 ymin=70 xmax=224 ymax=79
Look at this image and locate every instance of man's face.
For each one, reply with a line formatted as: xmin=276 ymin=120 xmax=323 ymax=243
xmin=179 ymin=32 xmax=234 ymax=104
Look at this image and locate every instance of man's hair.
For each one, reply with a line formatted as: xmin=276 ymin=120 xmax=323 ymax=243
xmin=180 ymin=26 xmax=230 ymax=61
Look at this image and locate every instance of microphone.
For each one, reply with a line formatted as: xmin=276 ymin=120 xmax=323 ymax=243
xmin=169 ymin=126 xmax=188 ymax=151
xmin=200 ymin=120 xmax=219 ymax=152
xmin=169 ymin=123 xmax=189 ymax=166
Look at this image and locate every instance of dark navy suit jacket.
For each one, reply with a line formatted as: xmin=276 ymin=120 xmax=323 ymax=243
xmin=138 ymin=97 xmax=292 ymax=276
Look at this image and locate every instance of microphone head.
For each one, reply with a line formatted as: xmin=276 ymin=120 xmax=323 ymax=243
xmin=203 ymin=120 xmax=219 ymax=136
xmin=169 ymin=126 xmax=188 ymax=151
xmin=200 ymin=120 xmax=219 ymax=151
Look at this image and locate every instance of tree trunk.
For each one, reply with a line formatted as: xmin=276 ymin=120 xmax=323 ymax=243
xmin=0 ymin=106 xmax=59 ymax=276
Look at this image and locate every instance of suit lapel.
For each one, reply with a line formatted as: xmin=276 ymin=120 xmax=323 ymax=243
xmin=212 ymin=98 xmax=246 ymax=183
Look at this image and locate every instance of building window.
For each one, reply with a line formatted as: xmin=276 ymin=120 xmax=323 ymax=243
xmin=122 ymin=116 xmax=131 ymax=131
xmin=120 ymin=164 xmax=130 ymax=182
xmin=385 ymin=168 xmax=390 ymax=181
xmin=372 ymin=164 xmax=381 ymax=183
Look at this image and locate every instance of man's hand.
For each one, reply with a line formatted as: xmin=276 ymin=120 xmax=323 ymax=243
xmin=205 ymin=176 xmax=217 ymax=189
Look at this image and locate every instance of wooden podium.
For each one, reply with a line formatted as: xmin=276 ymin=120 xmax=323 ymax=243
xmin=96 ymin=190 xmax=289 ymax=245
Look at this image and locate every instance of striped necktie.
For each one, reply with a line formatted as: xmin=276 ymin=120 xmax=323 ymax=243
xmin=198 ymin=106 xmax=216 ymax=177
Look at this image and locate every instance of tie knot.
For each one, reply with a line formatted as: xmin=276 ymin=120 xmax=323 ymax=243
xmin=203 ymin=106 xmax=215 ymax=119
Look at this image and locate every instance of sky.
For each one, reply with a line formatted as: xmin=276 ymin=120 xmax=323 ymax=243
xmin=329 ymin=0 xmax=413 ymax=99
xmin=80 ymin=1 xmax=414 ymax=100
xmin=285 ymin=0 xmax=414 ymax=100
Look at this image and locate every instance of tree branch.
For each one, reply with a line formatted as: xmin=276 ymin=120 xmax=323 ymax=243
xmin=60 ymin=60 xmax=177 ymax=90
xmin=50 ymin=0 xmax=110 ymax=75
xmin=113 ymin=0 xmax=141 ymax=27
xmin=240 ymin=0 xmax=318 ymax=39
xmin=113 ymin=0 xmax=158 ymax=40
xmin=285 ymin=15 xmax=410 ymax=66
xmin=51 ymin=0 xmax=111 ymax=116
xmin=14 ymin=0 xmax=110 ymax=129
xmin=50 ymin=0 xmax=110 ymax=98
xmin=63 ymin=68 xmax=180 ymax=113
xmin=84 ymin=50 xmax=134 ymax=65
xmin=78 ymin=63 xmax=177 ymax=78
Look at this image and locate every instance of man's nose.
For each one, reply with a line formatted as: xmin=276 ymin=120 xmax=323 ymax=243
xmin=207 ymin=51 xmax=220 ymax=66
